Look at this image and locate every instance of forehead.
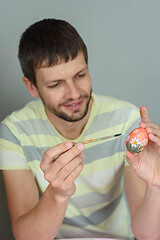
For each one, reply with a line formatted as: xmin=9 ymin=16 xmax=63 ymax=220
xmin=35 ymin=52 xmax=87 ymax=81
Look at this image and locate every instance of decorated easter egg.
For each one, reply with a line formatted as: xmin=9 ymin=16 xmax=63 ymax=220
xmin=126 ymin=127 xmax=149 ymax=153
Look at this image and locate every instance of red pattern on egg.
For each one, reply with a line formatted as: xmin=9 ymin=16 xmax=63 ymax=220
xmin=126 ymin=127 xmax=149 ymax=153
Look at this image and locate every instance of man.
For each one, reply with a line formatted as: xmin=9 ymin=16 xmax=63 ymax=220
xmin=0 ymin=19 xmax=160 ymax=240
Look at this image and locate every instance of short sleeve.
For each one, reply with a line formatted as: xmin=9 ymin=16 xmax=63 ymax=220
xmin=0 ymin=123 xmax=29 ymax=170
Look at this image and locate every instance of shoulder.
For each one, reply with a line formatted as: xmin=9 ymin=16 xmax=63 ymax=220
xmin=0 ymin=99 xmax=43 ymax=138
xmin=92 ymin=93 xmax=139 ymax=116
xmin=2 ymin=99 xmax=42 ymax=122
xmin=92 ymin=93 xmax=140 ymax=138
xmin=1 ymin=99 xmax=42 ymax=124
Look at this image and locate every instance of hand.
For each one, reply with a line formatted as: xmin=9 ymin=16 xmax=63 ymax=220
xmin=40 ymin=142 xmax=85 ymax=201
xmin=127 ymin=106 xmax=160 ymax=187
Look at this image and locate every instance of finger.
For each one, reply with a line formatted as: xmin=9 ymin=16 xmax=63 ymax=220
xmin=140 ymin=106 xmax=150 ymax=123
xmin=126 ymin=150 xmax=142 ymax=171
xmin=42 ymin=143 xmax=85 ymax=181
xmin=146 ymin=126 xmax=160 ymax=137
xmin=53 ymin=143 xmax=85 ymax=173
xmin=53 ymin=153 xmax=85 ymax=183
xmin=146 ymin=127 xmax=160 ymax=146
xmin=140 ymin=121 xmax=159 ymax=130
xmin=140 ymin=125 xmax=160 ymax=145
xmin=40 ymin=141 xmax=73 ymax=171
xmin=148 ymin=133 xmax=160 ymax=146
xmin=65 ymin=162 xmax=84 ymax=184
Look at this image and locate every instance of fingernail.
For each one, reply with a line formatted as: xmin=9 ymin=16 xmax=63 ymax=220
xmin=77 ymin=143 xmax=84 ymax=149
xmin=65 ymin=142 xmax=73 ymax=148
xmin=80 ymin=152 xmax=85 ymax=158
xmin=142 ymin=110 xmax=147 ymax=116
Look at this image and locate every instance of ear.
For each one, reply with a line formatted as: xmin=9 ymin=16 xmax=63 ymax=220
xmin=23 ymin=77 xmax=40 ymax=98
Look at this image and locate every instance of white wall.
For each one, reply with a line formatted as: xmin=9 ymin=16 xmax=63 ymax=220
xmin=0 ymin=0 xmax=159 ymax=238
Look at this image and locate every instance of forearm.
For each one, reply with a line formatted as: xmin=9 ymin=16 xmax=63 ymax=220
xmin=13 ymin=184 xmax=70 ymax=240
xmin=131 ymin=184 xmax=160 ymax=240
xmin=12 ymin=141 xmax=84 ymax=240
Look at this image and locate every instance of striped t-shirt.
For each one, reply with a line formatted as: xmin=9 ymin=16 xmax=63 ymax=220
xmin=0 ymin=93 xmax=140 ymax=240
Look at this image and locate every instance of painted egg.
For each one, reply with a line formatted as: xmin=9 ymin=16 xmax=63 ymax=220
xmin=126 ymin=127 xmax=149 ymax=153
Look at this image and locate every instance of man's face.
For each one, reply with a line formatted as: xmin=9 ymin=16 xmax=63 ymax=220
xmin=35 ymin=52 xmax=92 ymax=122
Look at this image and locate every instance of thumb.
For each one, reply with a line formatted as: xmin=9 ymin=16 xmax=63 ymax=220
xmin=126 ymin=151 xmax=141 ymax=172
xmin=140 ymin=106 xmax=150 ymax=123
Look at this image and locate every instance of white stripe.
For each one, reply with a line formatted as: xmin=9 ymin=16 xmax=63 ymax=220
xmin=75 ymin=161 xmax=123 ymax=188
xmin=0 ymin=150 xmax=29 ymax=169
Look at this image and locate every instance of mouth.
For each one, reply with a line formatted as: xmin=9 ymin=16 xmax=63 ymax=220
xmin=63 ymin=100 xmax=83 ymax=111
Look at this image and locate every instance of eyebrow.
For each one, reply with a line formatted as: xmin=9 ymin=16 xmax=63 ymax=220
xmin=45 ymin=66 xmax=88 ymax=85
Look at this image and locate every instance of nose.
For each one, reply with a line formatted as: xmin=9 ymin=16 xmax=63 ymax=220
xmin=65 ymin=81 xmax=81 ymax=100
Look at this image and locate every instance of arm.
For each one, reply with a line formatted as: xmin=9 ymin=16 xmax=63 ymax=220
xmin=124 ymin=166 xmax=160 ymax=240
xmin=3 ymin=141 xmax=85 ymax=240
xmin=125 ymin=106 xmax=160 ymax=240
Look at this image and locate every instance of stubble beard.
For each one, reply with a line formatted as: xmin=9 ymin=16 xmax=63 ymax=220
xmin=41 ymin=90 xmax=92 ymax=122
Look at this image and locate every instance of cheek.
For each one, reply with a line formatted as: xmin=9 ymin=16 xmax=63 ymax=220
xmin=87 ymin=76 xmax=92 ymax=87
xmin=47 ymin=91 xmax=64 ymax=105
xmin=47 ymin=95 xmax=59 ymax=105
xmin=81 ymin=77 xmax=91 ymax=91
xmin=85 ymin=80 xmax=92 ymax=93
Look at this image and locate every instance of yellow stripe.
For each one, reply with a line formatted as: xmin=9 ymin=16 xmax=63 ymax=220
xmin=0 ymin=139 xmax=24 ymax=154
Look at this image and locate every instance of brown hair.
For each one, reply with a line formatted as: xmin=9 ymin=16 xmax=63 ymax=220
xmin=18 ymin=18 xmax=88 ymax=86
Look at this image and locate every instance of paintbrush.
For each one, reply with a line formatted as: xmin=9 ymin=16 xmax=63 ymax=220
xmin=41 ymin=133 xmax=122 ymax=154
xmin=81 ymin=133 xmax=122 ymax=144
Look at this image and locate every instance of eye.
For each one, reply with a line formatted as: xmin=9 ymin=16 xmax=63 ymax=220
xmin=48 ymin=84 xmax=58 ymax=88
xmin=76 ymin=73 xmax=86 ymax=79
xmin=48 ymin=81 xmax=62 ymax=88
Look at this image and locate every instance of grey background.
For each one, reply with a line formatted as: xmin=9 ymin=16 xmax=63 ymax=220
xmin=0 ymin=0 xmax=159 ymax=239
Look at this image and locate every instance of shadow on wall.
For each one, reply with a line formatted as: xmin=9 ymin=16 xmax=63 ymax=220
xmin=0 ymin=171 xmax=14 ymax=239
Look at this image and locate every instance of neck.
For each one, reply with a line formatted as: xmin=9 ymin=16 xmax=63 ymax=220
xmin=45 ymin=99 xmax=93 ymax=140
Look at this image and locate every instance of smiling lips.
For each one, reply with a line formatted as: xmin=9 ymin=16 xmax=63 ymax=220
xmin=63 ymin=100 xmax=83 ymax=111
